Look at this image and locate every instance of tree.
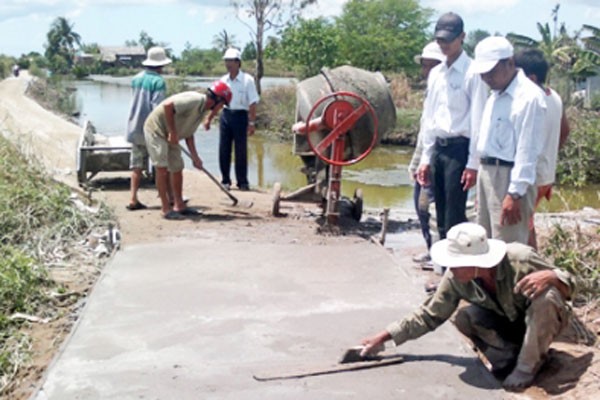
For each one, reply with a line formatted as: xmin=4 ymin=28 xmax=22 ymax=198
xmin=231 ymin=0 xmax=317 ymax=94
xmin=139 ymin=31 xmax=157 ymax=51
xmin=464 ymin=29 xmax=491 ymax=57
xmin=213 ymin=29 xmax=238 ymax=53
xmin=335 ymin=0 xmax=432 ymax=72
xmin=44 ymin=17 xmax=81 ymax=73
xmin=278 ymin=17 xmax=340 ymax=78
xmin=242 ymin=41 xmax=257 ymax=60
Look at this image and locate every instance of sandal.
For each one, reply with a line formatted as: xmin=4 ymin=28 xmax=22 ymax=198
xmin=177 ymin=207 xmax=201 ymax=216
xmin=126 ymin=201 xmax=147 ymax=211
xmin=162 ymin=210 xmax=185 ymax=220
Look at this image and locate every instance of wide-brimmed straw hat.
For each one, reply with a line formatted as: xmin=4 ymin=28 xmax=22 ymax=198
xmin=430 ymin=222 xmax=507 ymax=268
xmin=142 ymin=46 xmax=172 ymax=67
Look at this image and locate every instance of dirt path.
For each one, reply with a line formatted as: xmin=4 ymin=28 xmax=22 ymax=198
xmin=1 ymin=73 xmax=598 ymax=400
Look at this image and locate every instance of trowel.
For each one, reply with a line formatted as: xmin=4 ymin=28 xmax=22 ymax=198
xmin=339 ymin=344 xmax=384 ymax=364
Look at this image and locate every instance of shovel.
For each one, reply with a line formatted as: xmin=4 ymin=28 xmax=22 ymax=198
xmin=179 ymin=145 xmax=252 ymax=208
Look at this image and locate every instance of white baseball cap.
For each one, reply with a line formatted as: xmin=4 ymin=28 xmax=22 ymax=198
xmin=414 ymin=41 xmax=445 ymax=64
xmin=223 ymin=48 xmax=242 ymax=60
xmin=142 ymin=47 xmax=172 ymax=67
xmin=471 ymin=36 xmax=514 ymax=74
xmin=430 ymin=222 xmax=507 ymax=268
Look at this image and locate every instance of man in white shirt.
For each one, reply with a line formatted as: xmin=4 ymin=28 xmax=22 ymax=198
xmin=417 ymin=12 xmax=489 ymax=240
xmin=219 ymin=48 xmax=260 ymax=191
xmin=471 ymin=37 xmax=546 ymax=244
xmin=514 ymin=49 xmax=570 ymax=249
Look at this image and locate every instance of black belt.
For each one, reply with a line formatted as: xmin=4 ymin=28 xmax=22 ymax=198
xmin=480 ymin=157 xmax=514 ymax=167
xmin=435 ymin=136 xmax=469 ymax=147
xmin=223 ymin=108 xmax=248 ymax=115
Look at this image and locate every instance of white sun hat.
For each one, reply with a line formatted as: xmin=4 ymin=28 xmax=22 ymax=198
xmin=470 ymin=36 xmax=514 ymax=74
xmin=430 ymin=222 xmax=507 ymax=268
xmin=223 ymin=48 xmax=242 ymax=60
xmin=142 ymin=46 xmax=172 ymax=67
xmin=414 ymin=41 xmax=446 ymax=64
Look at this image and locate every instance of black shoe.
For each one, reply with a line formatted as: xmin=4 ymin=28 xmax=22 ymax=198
xmin=238 ymin=184 xmax=250 ymax=191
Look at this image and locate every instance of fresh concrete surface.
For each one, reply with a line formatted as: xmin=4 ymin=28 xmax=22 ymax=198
xmin=33 ymin=233 xmax=503 ymax=399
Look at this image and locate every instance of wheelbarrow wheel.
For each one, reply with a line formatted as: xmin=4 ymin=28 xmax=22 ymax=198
xmin=272 ymin=182 xmax=282 ymax=217
xmin=352 ymin=188 xmax=363 ymax=222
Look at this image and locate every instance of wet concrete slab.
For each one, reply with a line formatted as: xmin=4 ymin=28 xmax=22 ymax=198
xmin=33 ymin=236 xmax=503 ymax=399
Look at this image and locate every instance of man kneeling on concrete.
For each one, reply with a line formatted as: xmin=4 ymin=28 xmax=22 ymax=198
xmin=144 ymin=81 xmax=232 ymax=219
xmin=360 ymin=222 xmax=573 ymax=390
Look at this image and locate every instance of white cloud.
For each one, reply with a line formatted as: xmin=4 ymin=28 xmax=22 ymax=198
xmin=0 ymin=0 xmax=226 ymax=23
xmin=423 ymin=0 xmax=520 ymax=15
xmin=303 ymin=0 xmax=345 ymax=19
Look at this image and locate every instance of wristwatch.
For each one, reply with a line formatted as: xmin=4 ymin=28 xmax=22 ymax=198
xmin=508 ymin=192 xmax=522 ymax=200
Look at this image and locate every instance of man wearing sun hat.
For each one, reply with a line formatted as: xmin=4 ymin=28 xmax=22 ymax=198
xmin=470 ymin=36 xmax=546 ymax=244
xmin=359 ymin=222 xmax=574 ymax=390
xmin=125 ymin=46 xmax=172 ymax=211
xmin=409 ymin=42 xmax=445 ymax=265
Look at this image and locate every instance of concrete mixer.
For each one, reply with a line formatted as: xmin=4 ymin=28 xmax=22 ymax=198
xmin=272 ymin=66 xmax=396 ymax=224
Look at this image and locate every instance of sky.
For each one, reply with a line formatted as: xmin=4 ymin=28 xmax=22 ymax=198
xmin=1 ymin=0 xmax=599 ymax=58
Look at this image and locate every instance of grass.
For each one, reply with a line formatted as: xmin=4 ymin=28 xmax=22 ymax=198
xmin=540 ymin=223 xmax=600 ymax=304
xmin=0 ymin=135 xmax=115 ymax=396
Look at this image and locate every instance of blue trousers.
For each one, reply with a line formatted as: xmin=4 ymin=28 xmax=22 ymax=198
xmin=219 ymin=109 xmax=249 ymax=187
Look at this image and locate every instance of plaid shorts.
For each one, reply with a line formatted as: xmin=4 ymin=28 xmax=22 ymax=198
xmin=129 ymin=143 xmax=149 ymax=169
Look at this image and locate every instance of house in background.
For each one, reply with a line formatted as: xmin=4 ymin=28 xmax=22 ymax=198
xmin=98 ymin=46 xmax=146 ymax=67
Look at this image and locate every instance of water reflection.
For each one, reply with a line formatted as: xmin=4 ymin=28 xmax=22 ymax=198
xmin=71 ymin=78 xmax=599 ymax=212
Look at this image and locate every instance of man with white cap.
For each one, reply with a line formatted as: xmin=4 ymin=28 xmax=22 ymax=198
xmin=218 ymin=48 xmax=259 ymax=191
xmin=409 ymin=42 xmax=445 ymax=264
xmin=470 ymin=36 xmax=546 ymax=244
xmin=126 ymin=46 xmax=172 ymax=211
xmin=416 ymin=12 xmax=489 ymax=242
xmin=359 ymin=222 xmax=574 ymax=390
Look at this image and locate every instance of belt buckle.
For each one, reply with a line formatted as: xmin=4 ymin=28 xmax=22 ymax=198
xmin=437 ymin=137 xmax=448 ymax=147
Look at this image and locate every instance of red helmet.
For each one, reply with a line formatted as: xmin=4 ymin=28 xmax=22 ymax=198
xmin=208 ymin=80 xmax=232 ymax=105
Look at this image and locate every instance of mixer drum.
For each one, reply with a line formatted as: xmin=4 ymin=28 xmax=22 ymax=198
xmin=294 ymin=65 xmax=396 ymax=160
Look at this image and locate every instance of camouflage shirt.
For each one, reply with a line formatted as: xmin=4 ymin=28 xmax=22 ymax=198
xmin=386 ymin=242 xmax=574 ymax=345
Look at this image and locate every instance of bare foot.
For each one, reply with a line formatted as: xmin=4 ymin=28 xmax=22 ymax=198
xmin=503 ymin=369 xmax=535 ymax=390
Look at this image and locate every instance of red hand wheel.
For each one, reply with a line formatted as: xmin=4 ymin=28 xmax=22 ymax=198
xmin=303 ymin=91 xmax=379 ymax=166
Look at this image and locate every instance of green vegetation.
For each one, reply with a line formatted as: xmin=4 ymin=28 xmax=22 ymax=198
xmin=541 ymin=224 xmax=599 ymax=303
xmin=256 ymin=84 xmax=297 ymax=140
xmin=26 ymin=75 xmax=78 ymax=117
xmin=278 ymin=17 xmax=341 ymax=79
xmin=0 ymin=135 xmax=115 ymax=394
xmin=556 ymin=108 xmax=600 ymax=187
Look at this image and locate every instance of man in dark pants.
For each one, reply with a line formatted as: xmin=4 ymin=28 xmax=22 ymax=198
xmin=417 ymin=12 xmax=488 ymax=240
xmin=219 ymin=48 xmax=259 ymax=191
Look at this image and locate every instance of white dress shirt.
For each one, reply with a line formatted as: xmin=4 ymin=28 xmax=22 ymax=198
xmin=220 ymin=70 xmax=259 ymax=111
xmin=476 ymin=69 xmax=547 ymax=196
xmin=536 ymin=88 xmax=562 ymax=186
xmin=420 ymin=51 xmax=489 ymax=169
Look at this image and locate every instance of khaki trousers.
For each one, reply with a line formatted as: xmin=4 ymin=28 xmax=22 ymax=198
xmin=453 ymin=287 xmax=568 ymax=375
xmin=476 ymin=164 xmax=535 ymax=244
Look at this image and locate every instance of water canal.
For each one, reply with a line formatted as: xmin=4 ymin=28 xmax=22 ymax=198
xmin=73 ymin=76 xmax=598 ymax=212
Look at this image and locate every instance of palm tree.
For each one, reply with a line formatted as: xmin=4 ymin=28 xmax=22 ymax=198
xmin=212 ymin=29 xmax=238 ymax=53
xmin=44 ymin=17 xmax=82 ymax=72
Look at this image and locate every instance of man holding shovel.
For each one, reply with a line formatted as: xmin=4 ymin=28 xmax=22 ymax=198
xmin=359 ymin=222 xmax=574 ymax=390
xmin=144 ymin=81 xmax=232 ymax=220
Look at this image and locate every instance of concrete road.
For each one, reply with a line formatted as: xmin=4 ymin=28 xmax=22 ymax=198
xmin=33 ymin=233 xmax=503 ymax=399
